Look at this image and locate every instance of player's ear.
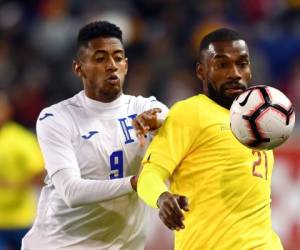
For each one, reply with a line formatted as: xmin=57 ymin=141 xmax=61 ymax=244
xmin=196 ymin=61 xmax=205 ymax=81
xmin=72 ymin=60 xmax=85 ymax=78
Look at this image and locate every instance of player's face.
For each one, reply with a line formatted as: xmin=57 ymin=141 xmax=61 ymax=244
xmin=197 ymin=40 xmax=251 ymax=109
xmin=73 ymin=37 xmax=128 ymax=102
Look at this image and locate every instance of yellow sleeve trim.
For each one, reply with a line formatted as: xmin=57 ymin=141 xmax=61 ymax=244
xmin=137 ymin=163 xmax=170 ymax=208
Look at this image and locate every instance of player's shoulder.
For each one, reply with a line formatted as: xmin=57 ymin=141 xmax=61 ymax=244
xmin=124 ymin=94 xmax=158 ymax=105
xmin=165 ymin=95 xmax=201 ymax=127
xmin=169 ymin=95 xmax=201 ymax=115
xmin=171 ymin=94 xmax=219 ymax=114
xmin=123 ymin=94 xmax=167 ymax=114
xmin=37 ymin=92 xmax=83 ymax=122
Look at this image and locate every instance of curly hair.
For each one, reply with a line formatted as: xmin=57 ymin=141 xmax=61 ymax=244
xmin=76 ymin=20 xmax=123 ymax=52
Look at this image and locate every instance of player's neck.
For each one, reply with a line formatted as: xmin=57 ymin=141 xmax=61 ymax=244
xmin=85 ymin=91 xmax=122 ymax=103
xmin=83 ymin=91 xmax=124 ymax=110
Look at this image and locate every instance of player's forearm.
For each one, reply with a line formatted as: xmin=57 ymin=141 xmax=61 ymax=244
xmin=52 ymin=168 xmax=134 ymax=208
xmin=137 ymin=163 xmax=170 ymax=208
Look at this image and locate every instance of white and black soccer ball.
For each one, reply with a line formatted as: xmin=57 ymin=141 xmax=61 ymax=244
xmin=230 ymin=85 xmax=295 ymax=150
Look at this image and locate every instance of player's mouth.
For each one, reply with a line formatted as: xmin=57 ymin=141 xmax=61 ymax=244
xmin=105 ymin=74 xmax=120 ymax=85
xmin=223 ymin=83 xmax=246 ymax=95
xmin=225 ymin=88 xmax=244 ymax=94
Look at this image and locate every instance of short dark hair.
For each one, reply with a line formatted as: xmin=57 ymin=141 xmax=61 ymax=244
xmin=199 ymin=28 xmax=244 ymax=54
xmin=77 ymin=21 xmax=123 ymax=49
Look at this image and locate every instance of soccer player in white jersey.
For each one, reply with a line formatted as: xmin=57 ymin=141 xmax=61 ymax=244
xmin=21 ymin=21 xmax=168 ymax=250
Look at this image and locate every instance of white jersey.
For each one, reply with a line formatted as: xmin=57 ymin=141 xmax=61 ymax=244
xmin=22 ymin=91 xmax=168 ymax=250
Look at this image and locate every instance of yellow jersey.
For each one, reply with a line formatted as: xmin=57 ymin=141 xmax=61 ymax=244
xmin=142 ymin=94 xmax=282 ymax=250
xmin=0 ymin=122 xmax=44 ymax=228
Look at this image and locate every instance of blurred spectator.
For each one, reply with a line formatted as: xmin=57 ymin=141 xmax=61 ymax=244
xmin=0 ymin=90 xmax=44 ymax=250
xmin=0 ymin=41 xmax=16 ymax=88
xmin=282 ymin=60 xmax=300 ymax=123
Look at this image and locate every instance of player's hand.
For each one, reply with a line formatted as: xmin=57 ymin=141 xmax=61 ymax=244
xmin=132 ymin=108 xmax=162 ymax=145
xmin=130 ymin=176 xmax=138 ymax=192
xmin=157 ymin=192 xmax=189 ymax=231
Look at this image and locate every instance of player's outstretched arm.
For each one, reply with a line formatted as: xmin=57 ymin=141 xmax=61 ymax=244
xmin=137 ymin=163 xmax=189 ymax=231
xmin=157 ymin=192 xmax=189 ymax=231
xmin=137 ymin=163 xmax=169 ymax=208
xmin=52 ymin=168 xmax=136 ymax=208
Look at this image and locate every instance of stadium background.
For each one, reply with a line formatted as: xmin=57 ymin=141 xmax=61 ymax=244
xmin=0 ymin=0 xmax=299 ymax=249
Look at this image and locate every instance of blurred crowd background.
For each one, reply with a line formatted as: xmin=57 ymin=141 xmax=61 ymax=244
xmin=1 ymin=0 xmax=300 ymax=129
xmin=0 ymin=0 xmax=300 ymax=249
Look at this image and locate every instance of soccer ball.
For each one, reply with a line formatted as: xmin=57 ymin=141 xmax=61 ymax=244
xmin=230 ymin=85 xmax=295 ymax=150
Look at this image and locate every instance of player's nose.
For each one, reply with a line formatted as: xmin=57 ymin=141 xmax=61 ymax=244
xmin=105 ymin=57 xmax=118 ymax=71
xmin=228 ymin=65 xmax=242 ymax=80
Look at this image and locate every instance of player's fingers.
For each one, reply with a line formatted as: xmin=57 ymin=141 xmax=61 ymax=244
xmin=165 ymin=217 xmax=184 ymax=231
xmin=137 ymin=134 xmax=146 ymax=147
xmin=163 ymin=201 xmax=185 ymax=228
xmin=169 ymin=197 xmax=185 ymax=219
xmin=177 ymin=195 xmax=190 ymax=212
xmin=168 ymin=214 xmax=185 ymax=230
xmin=159 ymin=209 xmax=185 ymax=230
xmin=164 ymin=213 xmax=185 ymax=230
xmin=140 ymin=113 xmax=153 ymax=122
xmin=132 ymin=123 xmax=144 ymax=138
xmin=132 ymin=119 xmax=141 ymax=131
xmin=157 ymin=192 xmax=185 ymax=230
xmin=137 ymin=116 xmax=150 ymax=132
xmin=159 ymin=201 xmax=174 ymax=217
xmin=158 ymin=212 xmax=175 ymax=230
xmin=150 ymin=108 xmax=162 ymax=114
xmin=159 ymin=197 xmax=180 ymax=216
xmin=134 ymin=118 xmax=146 ymax=131
xmin=133 ymin=117 xmax=149 ymax=135
xmin=159 ymin=195 xmax=185 ymax=220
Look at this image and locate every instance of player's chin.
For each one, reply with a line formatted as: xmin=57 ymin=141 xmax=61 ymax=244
xmin=103 ymin=86 xmax=122 ymax=99
xmin=224 ymin=90 xmax=244 ymax=101
xmin=104 ymin=81 xmax=121 ymax=91
xmin=221 ymin=94 xmax=237 ymax=108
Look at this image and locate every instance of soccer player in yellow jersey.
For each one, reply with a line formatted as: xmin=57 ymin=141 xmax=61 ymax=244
xmin=137 ymin=28 xmax=283 ymax=250
xmin=0 ymin=90 xmax=44 ymax=250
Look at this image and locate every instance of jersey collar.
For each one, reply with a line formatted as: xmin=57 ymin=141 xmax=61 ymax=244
xmin=81 ymin=91 xmax=124 ymax=111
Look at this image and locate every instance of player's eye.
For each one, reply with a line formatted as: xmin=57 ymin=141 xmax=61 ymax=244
xmin=238 ymin=61 xmax=249 ymax=68
xmin=95 ymin=57 xmax=105 ymax=63
xmin=114 ymin=56 xmax=124 ymax=62
xmin=216 ymin=62 xmax=228 ymax=69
